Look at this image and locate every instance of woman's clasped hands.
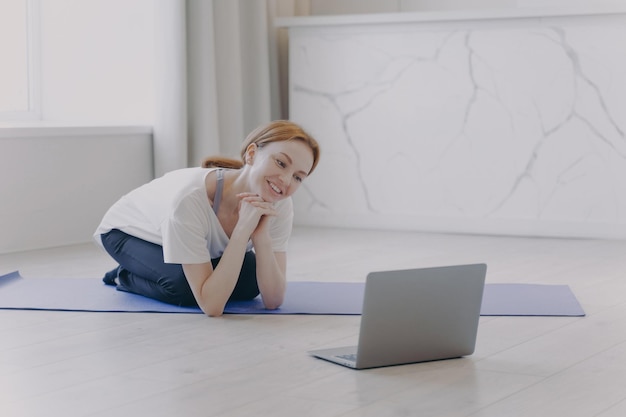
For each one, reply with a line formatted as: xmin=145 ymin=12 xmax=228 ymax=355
xmin=235 ymin=192 xmax=277 ymax=239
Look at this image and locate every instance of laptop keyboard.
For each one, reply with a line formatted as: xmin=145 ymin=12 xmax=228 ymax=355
xmin=336 ymin=353 xmax=357 ymax=362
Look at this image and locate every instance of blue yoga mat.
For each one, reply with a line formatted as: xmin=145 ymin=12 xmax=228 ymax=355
xmin=0 ymin=271 xmax=585 ymax=316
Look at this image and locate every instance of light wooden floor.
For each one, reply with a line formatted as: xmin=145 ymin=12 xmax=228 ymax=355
xmin=2 ymin=226 xmax=626 ymax=417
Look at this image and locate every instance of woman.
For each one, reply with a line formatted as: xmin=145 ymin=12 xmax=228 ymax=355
xmin=95 ymin=120 xmax=320 ymax=316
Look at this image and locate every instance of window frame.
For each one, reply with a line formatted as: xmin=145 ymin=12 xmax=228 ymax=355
xmin=0 ymin=0 xmax=41 ymax=122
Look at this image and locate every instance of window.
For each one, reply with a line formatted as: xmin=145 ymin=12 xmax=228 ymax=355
xmin=0 ymin=0 xmax=40 ymax=121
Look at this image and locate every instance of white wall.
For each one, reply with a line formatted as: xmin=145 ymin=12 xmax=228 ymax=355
xmin=286 ymin=8 xmax=626 ymax=239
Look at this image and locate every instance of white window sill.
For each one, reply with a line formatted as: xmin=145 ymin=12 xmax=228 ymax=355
xmin=0 ymin=123 xmax=152 ymax=139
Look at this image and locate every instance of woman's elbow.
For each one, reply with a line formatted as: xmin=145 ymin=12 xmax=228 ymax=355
xmin=263 ymin=295 xmax=284 ymax=311
xmin=201 ymin=302 xmax=225 ymax=317
xmin=206 ymin=309 xmax=224 ymax=317
xmin=264 ymin=303 xmax=280 ymax=311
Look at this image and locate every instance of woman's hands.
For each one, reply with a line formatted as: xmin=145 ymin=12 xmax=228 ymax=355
xmin=234 ymin=192 xmax=277 ymax=240
xmin=234 ymin=192 xmax=286 ymax=310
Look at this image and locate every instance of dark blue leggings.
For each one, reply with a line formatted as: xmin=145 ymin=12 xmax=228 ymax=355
xmin=100 ymin=229 xmax=260 ymax=307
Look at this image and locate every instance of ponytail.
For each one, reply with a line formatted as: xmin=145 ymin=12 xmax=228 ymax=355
xmin=201 ymin=156 xmax=244 ymax=169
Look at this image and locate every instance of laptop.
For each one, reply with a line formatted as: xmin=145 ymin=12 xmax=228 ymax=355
xmin=309 ymin=263 xmax=487 ymax=369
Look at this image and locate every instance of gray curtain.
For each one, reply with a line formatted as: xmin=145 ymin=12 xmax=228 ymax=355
xmin=154 ymin=0 xmax=307 ymax=175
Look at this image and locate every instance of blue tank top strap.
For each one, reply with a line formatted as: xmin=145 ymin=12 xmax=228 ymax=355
xmin=213 ymin=168 xmax=224 ymax=215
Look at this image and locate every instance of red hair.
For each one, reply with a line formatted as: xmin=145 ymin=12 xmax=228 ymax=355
xmin=201 ymin=120 xmax=320 ymax=174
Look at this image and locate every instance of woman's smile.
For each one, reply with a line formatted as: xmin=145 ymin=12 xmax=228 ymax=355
xmin=267 ymin=179 xmax=283 ymax=196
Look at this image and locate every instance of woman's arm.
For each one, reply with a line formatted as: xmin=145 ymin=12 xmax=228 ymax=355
xmin=251 ymin=233 xmax=287 ymax=310
xmin=183 ymin=193 xmax=279 ymax=317
xmin=182 ymin=228 xmax=249 ymax=317
xmin=244 ymin=194 xmax=287 ymax=309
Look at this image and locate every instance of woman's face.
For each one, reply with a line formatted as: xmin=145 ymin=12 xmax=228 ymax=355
xmin=246 ymin=140 xmax=315 ymax=203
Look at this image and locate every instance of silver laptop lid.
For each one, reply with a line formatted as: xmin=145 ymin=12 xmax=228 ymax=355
xmin=355 ymin=263 xmax=487 ymax=369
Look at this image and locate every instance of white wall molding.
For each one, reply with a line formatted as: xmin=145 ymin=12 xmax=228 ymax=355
xmin=276 ymin=4 xmax=626 ymax=27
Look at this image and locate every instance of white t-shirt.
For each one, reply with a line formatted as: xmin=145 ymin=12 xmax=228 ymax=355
xmin=94 ymin=167 xmax=293 ymax=264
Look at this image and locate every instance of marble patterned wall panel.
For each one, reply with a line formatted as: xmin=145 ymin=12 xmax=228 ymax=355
xmin=289 ymin=14 xmax=626 ymax=238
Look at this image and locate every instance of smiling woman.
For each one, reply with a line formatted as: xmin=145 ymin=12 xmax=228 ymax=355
xmin=94 ymin=120 xmax=320 ymax=317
